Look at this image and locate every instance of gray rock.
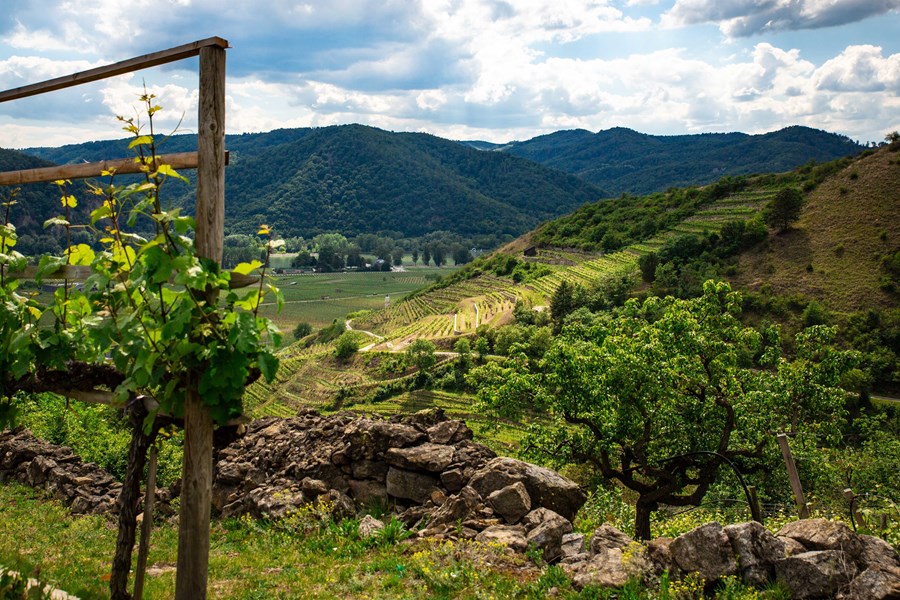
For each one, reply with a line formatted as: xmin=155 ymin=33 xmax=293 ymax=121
xmin=440 ymin=468 xmax=467 ymax=492
xmin=358 ymin=514 xmax=385 ymax=538
xmin=475 ymin=525 xmax=528 ymax=552
xmin=350 ymin=459 xmax=389 ymax=480
xmin=344 ymin=419 xmax=425 ymax=460
xmin=300 ymin=477 xmax=329 ymax=497
xmin=725 ymin=521 xmax=786 ymax=586
xmin=385 ymin=467 xmax=439 ymax=503
xmin=348 ymin=479 xmax=389 ymax=506
xmin=427 ymin=486 xmax=482 ymax=529
xmin=782 ymin=536 xmax=807 ymax=557
xmin=318 ymin=489 xmax=356 ymax=521
xmin=487 ymin=481 xmax=531 ymax=524
xmin=646 ymin=537 xmax=676 ymax=577
xmin=775 ymin=550 xmax=857 ymax=600
xmin=468 ymin=457 xmax=586 ymax=521
xmin=427 ymin=420 xmax=473 ymax=445
xmin=561 ymin=532 xmax=586 ymax=560
xmin=568 ymin=548 xmax=631 ymax=590
xmin=859 ymin=535 xmax=900 ymax=571
xmin=385 ymin=443 xmax=455 ymax=473
xmin=671 ymin=522 xmax=738 ymax=582
xmin=842 ymin=565 xmax=900 ymax=600
xmin=524 ymin=508 xmax=573 ymax=563
xmin=777 ymin=519 xmax=863 ymax=559
xmin=589 ymin=524 xmax=633 ymax=554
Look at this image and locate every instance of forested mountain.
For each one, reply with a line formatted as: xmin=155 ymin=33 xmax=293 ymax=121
xmin=15 ymin=123 xmax=866 ymax=243
xmin=22 ymin=125 xmax=603 ymax=240
xmin=491 ymin=125 xmax=865 ymax=195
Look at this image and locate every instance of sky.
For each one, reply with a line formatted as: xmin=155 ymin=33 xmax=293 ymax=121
xmin=0 ymin=0 xmax=898 ymax=149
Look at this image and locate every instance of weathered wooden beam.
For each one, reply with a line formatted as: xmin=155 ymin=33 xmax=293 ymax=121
xmin=0 ymin=151 xmax=229 ymax=187
xmin=777 ymin=433 xmax=810 ymax=519
xmin=2 ymin=264 xmax=257 ymax=289
xmin=0 ymin=37 xmax=228 ymax=103
xmin=176 ymin=43 xmax=226 ymax=600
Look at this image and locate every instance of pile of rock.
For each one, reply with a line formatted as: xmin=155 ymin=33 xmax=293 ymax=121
xmin=3 ymin=409 xmax=899 ymax=599
xmin=561 ymin=519 xmax=900 ymax=599
xmin=211 ymin=409 xmax=587 ymax=562
xmin=0 ymin=427 xmax=121 ymax=515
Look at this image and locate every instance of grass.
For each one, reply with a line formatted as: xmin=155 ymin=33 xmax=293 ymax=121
xmin=0 ymin=483 xmax=551 ymax=600
xmin=733 ymin=148 xmax=900 ymax=314
xmin=252 ymin=267 xmax=451 ymax=341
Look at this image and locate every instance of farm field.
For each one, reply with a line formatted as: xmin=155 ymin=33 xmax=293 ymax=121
xmin=254 ymin=266 xmax=455 ymax=338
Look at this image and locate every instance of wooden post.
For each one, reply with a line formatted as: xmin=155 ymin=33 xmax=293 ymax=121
xmin=843 ymin=488 xmax=868 ymax=532
xmin=174 ymin=43 xmax=226 ymax=600
xmin=777 ymin=433 xmax=810 ymax=519
xmin=134 ymin=443 xmax=158 ymax=600
xmin=747 ymin=485 xmax=763 ymax=525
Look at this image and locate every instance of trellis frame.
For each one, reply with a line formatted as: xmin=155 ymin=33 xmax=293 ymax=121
xmin=0 ymin=36 xmax=229 ymax=600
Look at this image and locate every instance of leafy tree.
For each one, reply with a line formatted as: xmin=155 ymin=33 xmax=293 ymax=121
xmin=472 ymin=281 xmax=855 ymax=539
xmin=292 ymin=321 xmax=313 ymax=340
xmin=422 ymin=247 xmax=431 ymax=266
xmin=406 ymin=338 xmax=437 ymax=373
xmin=765 ymin=187 xmax=804 ymax=232
xmin=638 ymin=252 xmax=658 ymax=283
xmin=550 ymin=280 xmax=577 ymax=331
xmin=411 ymin=248 xmax=419 ymax=265
xmin=334 ymin=332 xmax=359 ymax=361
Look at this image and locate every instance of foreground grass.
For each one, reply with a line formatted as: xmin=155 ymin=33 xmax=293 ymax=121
xmin=0 ymin=483 xmax=567 ymax=599
xmin=0 ymin=483 xmax=806 ymax=600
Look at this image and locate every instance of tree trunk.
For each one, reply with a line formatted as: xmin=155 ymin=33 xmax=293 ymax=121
xmin=634 ymin=500 xmax=655 ymax=541
xmin=110 ymin=404 xmax=158 ymax=600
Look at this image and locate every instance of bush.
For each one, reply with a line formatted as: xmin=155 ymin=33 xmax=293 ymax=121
xmin=334 ymin=333 xmax=359 ymax=361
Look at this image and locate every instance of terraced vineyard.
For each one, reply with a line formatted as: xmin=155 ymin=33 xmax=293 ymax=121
xmin=246 ymin=182 xmax=778 ymax=416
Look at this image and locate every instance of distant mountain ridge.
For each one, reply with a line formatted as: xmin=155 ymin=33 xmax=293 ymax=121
xmin=484 ymin=125 xmax=864 ymax=195
xmin=14 ymin=123 xmax=864 ymax=241
xmin=19 ymin=125 xmax=604 ymax=240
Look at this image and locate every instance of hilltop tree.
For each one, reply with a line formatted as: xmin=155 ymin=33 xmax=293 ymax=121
xmin=472 ymin=281 xmax=855 ymax=539
xmin=765 ymin=187 xmax=805 ymax=232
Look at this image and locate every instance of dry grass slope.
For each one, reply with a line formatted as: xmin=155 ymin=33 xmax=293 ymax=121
xmin=734 ymin=147 xmax=900 ymax=313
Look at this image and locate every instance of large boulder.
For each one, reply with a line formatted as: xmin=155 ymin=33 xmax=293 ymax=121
xmin=590 ymin=524 xmax=633 ymax=554
xmin=487 ymin=482 xmax=531 ymax=524
xmin=523 ymin=507 xmax=573 ymax=563
xmin=775 ymin=550 xmax=857 ymax=599
xmin=671 ymin=523 xmax=738 ymax=582
xmin=569 ymin=548 xmax=631 ymax=590
xmin=385 ymin=467 xmax=439 ymax=503
xmin=384 ymin=443 xmax=455 ymax=473
xmin=725 ymin=521 xmax=786 ymax=586
xmin=842 ymin=565 xmax=900 ymax=600
xmin=475 ymin=525 xmax=528 ymax=552
xmin=468 ymin=457 xmax=586 ymax=521
xmin=777 ymin=519 xmax=863 ymax=560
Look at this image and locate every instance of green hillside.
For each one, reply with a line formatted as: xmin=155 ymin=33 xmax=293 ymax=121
xmin=251 ymin=144 xmax=898 ymax=414
xmin=497 ymin=125 xmax=865 ymax=195
xmin=22 ymin=125 xmax=604 ymax=240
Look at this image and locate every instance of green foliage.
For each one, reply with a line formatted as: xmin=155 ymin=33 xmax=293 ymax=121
xmin=472 ymin=281 xmax=857 ymax=537
xmin=406 ymin=338 xmax=437 ymax=373
xmin=292 ymin=321 xmax=313 ymax=340
xmin=503 ymin=125 xmax=863 ymax=196
xmin=0 ymin=96 xmax=282 ymax=426
xmin=765 ymin=187 xmax=805 ymax=231
xmin=334 ymin=332 xmax=360 ymax=361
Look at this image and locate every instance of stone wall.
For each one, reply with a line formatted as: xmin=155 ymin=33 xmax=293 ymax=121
xmin=3 ymin=409 xmax=898 ymax=598
xmin=0 ymin=427 xmax=121 ymax=515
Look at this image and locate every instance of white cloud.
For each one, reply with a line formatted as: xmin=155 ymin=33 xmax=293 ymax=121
xmin=663 ymin=0 xmax=900 ymax=37
xmin=815 ymin=45 xmax=900 ymax=92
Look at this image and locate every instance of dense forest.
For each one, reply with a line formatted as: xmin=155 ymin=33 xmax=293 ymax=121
xmin=491 ymin=125 xmax=865 ymax=195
